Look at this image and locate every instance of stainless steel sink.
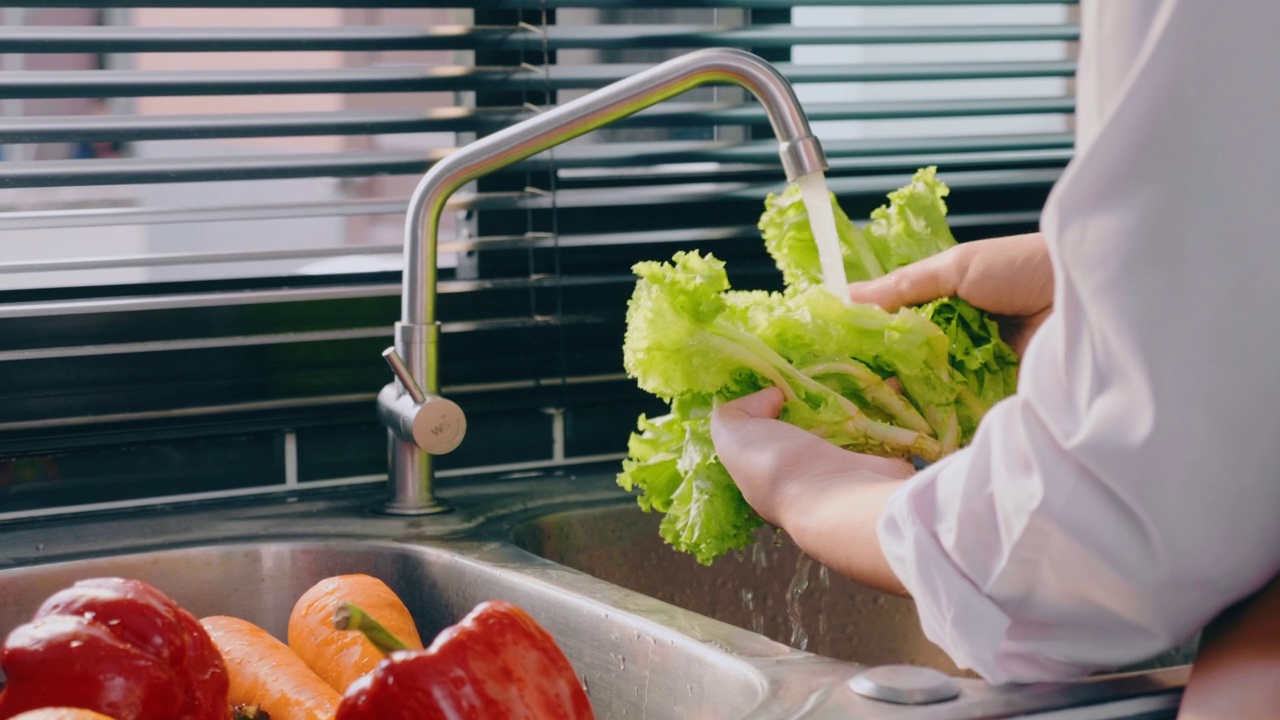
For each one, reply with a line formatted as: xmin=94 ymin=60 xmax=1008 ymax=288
xmin=510 ymin=499 xmax=1203 ymax=682
xmin=510 ymin=500 xmax=968 ymax=676
xmin=0 ymin=540 xmax=775 ymax=720
xmin=0 ymin=469 xmax=1190 ymax=719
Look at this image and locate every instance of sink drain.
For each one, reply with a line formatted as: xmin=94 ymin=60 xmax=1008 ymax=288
xmin=849 ymin=665 xmax=961 ymax=705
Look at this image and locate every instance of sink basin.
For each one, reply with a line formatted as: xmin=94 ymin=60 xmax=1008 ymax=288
xmin=0 ymin=472 xmax=1189 ymax=719
xmin=0 ymin=539 xmax=769 ymax=720
xmin=511 ymin=500 xmax=967 ymax=675
xmin=511 ymin=497 xmax=1202 ymax=680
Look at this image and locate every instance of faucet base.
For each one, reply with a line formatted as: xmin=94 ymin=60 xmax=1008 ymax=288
xmin=375 ymin=501 xmax=452 ymax=517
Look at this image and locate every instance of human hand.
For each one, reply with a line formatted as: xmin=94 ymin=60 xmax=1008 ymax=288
xmin=711 ymin=387 xmax=913 ymax=595
xmin=848 ymin=232 xmax=1053 ymax=356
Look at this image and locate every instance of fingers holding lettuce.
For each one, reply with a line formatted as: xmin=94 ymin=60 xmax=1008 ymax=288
xmin=849 ymin=233 xmax=1054 ymax=357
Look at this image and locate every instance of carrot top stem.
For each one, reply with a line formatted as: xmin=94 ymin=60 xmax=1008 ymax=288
xmin=333 ymin=602 xmax=411 ymax=655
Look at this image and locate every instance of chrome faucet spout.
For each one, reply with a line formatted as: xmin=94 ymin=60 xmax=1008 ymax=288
xmin=379 ymin=47 xmax=828 ymax=515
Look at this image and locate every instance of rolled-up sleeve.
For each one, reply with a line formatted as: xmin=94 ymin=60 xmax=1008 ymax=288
xmin=878 ymin=1 xmax=1280 ymax=685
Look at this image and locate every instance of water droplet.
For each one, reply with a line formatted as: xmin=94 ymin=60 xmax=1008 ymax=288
xmin=751 ymin=541 xmax=768 ymax=569
xmin=69 ymin=640 xmax=83 ymax=648
xmin=34 ymin=544 xmax=44 ymax=552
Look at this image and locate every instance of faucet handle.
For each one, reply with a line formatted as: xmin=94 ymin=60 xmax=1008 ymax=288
xmin=382 ymin=347 xmax=426 ymax=403
xmin=378 ymin=347 xmax=466 ymax=455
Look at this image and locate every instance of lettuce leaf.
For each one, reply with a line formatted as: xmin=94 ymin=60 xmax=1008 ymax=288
xmin=862 ymin=166 xmax=959 ymax=274
xmin=918 ymin=297 xmax=1020 ymax=441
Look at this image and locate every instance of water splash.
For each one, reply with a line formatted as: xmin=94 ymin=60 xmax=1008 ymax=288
xmin=817 ymin=564 xmax=830 ymax=650
xmin=740 ymin=586 xmax=765 ymax=635
xmin=786 ymin=553 xmax=814 ymax=651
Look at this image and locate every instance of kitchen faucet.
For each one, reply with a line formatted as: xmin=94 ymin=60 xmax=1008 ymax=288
xmin=377 ymin=47 xmax=829 ymax=515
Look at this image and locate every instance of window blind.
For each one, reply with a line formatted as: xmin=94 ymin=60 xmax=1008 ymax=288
xmin=0 ymin=1 xmax=1076 ymax=517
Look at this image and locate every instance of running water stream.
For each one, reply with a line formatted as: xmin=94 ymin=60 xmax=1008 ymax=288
xmin=796 ymin=171 xmax=849 ymax=302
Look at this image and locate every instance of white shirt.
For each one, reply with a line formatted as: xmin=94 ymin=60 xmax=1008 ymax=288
xmin=878 ymin=0 xmax=1280 ymax=685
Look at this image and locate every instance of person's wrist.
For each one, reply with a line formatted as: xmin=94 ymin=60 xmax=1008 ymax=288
xmin=768 ymin=467 xmax=870 ymax=532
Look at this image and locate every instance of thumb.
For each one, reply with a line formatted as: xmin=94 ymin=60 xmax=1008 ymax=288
xmin=715 ymin=387 xmax=785 ymax=421
xmin=848 ymin=251 xmax=959 ymax=311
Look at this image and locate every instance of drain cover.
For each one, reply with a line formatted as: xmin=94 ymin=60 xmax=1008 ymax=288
xmin=849 ymin=665 xmax=961 ymax=705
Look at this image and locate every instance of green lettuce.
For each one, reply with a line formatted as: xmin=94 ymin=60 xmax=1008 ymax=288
xmin=617 ymin=395 xmax=764 ymax=565
xmin=623 ymin=252 xmax=945 ymax=463
xmin=620 ymin=167 xmax=1020 ymax=564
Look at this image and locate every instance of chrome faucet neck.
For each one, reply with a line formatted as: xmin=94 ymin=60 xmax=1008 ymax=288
xmin=381 ymin=48 xmax=828 ymax=515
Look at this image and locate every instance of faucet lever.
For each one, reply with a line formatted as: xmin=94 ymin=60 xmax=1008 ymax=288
xmin=378 ymin=346 xmax=466 ymax=459
xmin=382 ymin=347 xmax=426 ymax=404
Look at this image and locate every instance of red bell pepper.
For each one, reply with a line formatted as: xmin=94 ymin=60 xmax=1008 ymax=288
xmin=336 ymin=599 xmax=595 ymax=720
xmin=0 ymin=577 xmax=229 ymax=720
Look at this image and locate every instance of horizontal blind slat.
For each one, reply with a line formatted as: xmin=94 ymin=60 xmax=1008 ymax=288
xmin=595 ymin=95 xmax=1077 ymax=127
xmin=0 ymin=109 xmax=503 ymax=143
xmin=0 ymin=150 xmax=448 ymax=188
xmin=477 ymin=23 xmax=1082 ymax=49
xmin=0 ymin=314 xmax=614 ymax=363
xmin=0 ymin=25 xmax=475 ymax=53
xmin=0 ymin=23 xmax=1079 ymax=54
xmin=459 ymin=168 xmax=1062 ymax=211
xmin=11 ymin=0 xmax=1079 ymax=8
xmin=0 ymin=97 xmax=1074 ymax=144
xmin=0 ymin=244 xmax=404 ymax=275
xmin=0 ymin=208 xmax=1043 ymax=276
xmin=0 ymin=199 xmax=408 ymax=232
xmin=0 ymin=134 xmax=1071 ymax=187
xmin=0 ymin=168 xmax=1061 ymax=233
xmin=0 ymin=60 xmax=1078 ymax=98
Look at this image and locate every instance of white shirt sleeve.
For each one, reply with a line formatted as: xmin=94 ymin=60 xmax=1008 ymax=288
xmin=877 ymin=0 xmax=1280 ymax=685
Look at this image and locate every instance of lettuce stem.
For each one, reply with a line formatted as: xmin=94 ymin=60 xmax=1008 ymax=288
xmin=802 ymin=361 xmax=932 ymax=435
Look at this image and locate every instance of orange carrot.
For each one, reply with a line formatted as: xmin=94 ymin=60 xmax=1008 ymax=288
xmin=9 ymin=711 xmax=116 ymax=720
xmin=200 ymin=616 xmax=340 ymax=720
xmin=287 ymin=575 xmax=424 ymax=692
